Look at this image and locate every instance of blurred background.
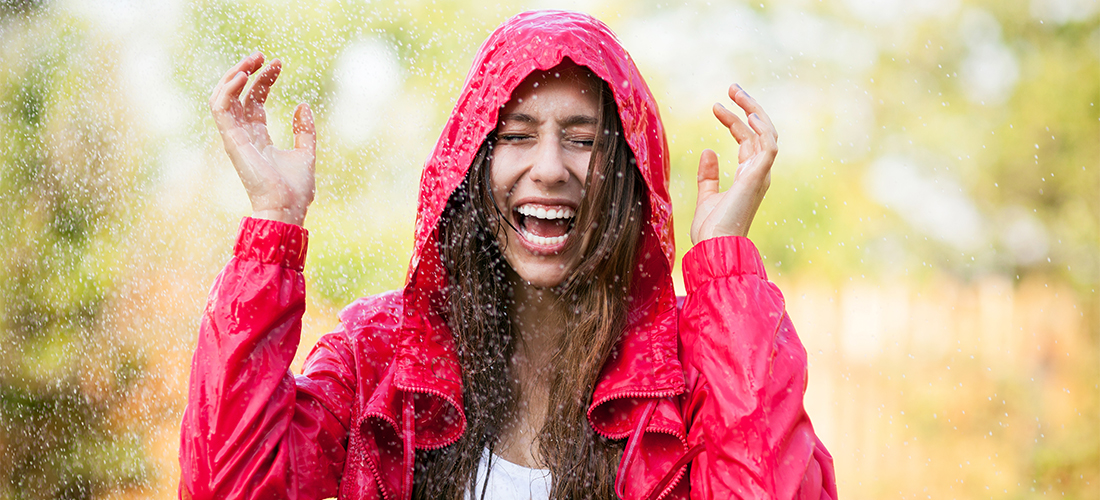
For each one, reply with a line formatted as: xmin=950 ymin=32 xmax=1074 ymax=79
xmin=0 ymin=0 xmax=1096 ymax=498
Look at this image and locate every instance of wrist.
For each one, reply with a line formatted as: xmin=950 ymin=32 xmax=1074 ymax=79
xmin=692 ymin=223 xmax=749 ymax=245
xmin=251 ymin=207 xmax=307 ymax=227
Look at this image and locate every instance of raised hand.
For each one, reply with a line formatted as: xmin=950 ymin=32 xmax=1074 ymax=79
xmin=690 ymin=84 xmax=778 ymax=244
xmin=210 ymin=52 xmax=316 ymax=226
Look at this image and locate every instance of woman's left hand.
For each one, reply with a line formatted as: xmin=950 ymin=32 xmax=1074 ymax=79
xmin=690 ymin=84 xmax=778 ymax=244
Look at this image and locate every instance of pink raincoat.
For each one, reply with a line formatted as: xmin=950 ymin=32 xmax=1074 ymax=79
xmin=180 ymin=10 xmax=837 ymax=500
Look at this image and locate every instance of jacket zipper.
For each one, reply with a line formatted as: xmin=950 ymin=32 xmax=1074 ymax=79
xmin=588 ymin=388 xmax=684 ymax=440
xmin=645 ymin=443 xmax=703 ymax=500
xmin=358 ymin=383 xmax=467 ymax=500
xmin=589 ymin=389 xmax=691 ymax=499
xmin=393 ymin=382 xmax=467 ymax=450
xmin=364 ymin=385 xmax=687 ymax=497
xmin=356 ymin=428 xmax=397 ymax=500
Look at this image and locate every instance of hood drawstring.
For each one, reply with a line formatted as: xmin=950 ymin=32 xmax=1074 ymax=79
xmin=615 ymin=399 xmax=658 ymax=499
xmin=402 ymin=395 xmax=416 ymax=499
xmin=645 ymin=442 xmax=705 ymax=500
xmin=614 ymin=398 xmax=707 ymax=500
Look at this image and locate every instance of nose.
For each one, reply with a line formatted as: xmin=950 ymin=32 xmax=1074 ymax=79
xmin=528 ymin=136 xmax=571 ymax=186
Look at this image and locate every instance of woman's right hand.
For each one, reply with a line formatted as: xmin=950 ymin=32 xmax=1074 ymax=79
xmin=210 ymin=52 xmax=316 ymax=226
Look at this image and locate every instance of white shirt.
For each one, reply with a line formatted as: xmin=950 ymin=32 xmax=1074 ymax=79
xmin=467 ymin=447 xmax=552 ymax=500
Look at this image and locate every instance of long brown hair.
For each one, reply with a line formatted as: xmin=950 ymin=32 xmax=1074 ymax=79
xmin=415 ymin=73 xmax=648 ymax=499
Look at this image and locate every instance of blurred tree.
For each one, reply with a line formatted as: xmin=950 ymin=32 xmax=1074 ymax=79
xmin=0 ymin=5 xmax=150 ymax=499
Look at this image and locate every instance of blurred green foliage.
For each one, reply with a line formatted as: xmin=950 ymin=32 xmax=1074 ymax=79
xmin=173 ymin=0 xmax=501 ymax=306
xmin=0 ymin=6 xmax=149 ymax=499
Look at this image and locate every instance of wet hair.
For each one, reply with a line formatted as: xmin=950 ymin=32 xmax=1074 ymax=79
xmin=416 ymin=69 xmax=647 ymax=499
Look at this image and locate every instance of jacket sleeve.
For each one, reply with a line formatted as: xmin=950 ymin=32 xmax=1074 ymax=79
xmin=678 ymin=236 xmax=837 ymax=500
xmin=179 ymin=217 xmax=353 ymax=500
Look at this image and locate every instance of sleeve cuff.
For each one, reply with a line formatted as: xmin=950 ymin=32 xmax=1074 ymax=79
xmin=681 ymin=236 xmax=768 ymax=295
xmin=233 ymin=217 xmax=309 ymax=272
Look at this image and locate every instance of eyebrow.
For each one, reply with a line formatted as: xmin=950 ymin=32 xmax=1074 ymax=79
xmin=560 ymin=115 xmax=598 ymax=127
xmin=499 ymin=113 xmax=598 ymax=127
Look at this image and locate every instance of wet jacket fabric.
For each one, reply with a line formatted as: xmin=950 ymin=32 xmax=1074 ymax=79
xmin=180 ymin=10 xmax=837 ymax=500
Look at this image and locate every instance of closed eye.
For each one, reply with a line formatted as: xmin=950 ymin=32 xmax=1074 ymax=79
xmin=497 ymin=134 xmax=534 ymax=143
xmin=565 ymin=134 xmax=595 ymax=148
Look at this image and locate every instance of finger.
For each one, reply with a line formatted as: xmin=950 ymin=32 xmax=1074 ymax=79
xmin=246 ymin=59 xmax=282 ymax=110
xmin=293 ymin=103 xmax=317 ymax=164
xmin=747 ymin=113 xmax=778 ymax=155
xmin=211 ymin=71 xmax=250 ymax=129
xmin=729 ymin=84 xmax=777 ymax=139
xmin=210 ymin=52 xmax=264 ymax=105
xmin=212 ymin=53 xmax=261 ymax=113
xmin=221 ymin=51 xmax=264 ymax=85
xmin=713 ymin=103 xmax=754 ymax=144
xmin=696 ymin=149 xmax=720 ymax=205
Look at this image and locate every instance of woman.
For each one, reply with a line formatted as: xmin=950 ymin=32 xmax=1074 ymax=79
xmin=181 ymin=10 xmax=836 ymax=500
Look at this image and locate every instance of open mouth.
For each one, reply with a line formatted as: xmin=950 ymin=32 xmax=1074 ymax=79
xmin=514 ymin=204 xmax=576 ymax=246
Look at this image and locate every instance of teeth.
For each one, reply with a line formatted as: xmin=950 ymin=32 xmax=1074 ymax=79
xmin=517 ymin=205 xmax=576 ymax=220
xmin=514 ymin=204 xmax=575 ymax=246
xmin=520 ymin=227 xmax=569 ymax=246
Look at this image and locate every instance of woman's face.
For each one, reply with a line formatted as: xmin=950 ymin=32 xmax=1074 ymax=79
xmin=490 ymin=65 xmax=601 ymax=289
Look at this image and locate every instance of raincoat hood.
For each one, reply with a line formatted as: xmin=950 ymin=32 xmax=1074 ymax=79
xmin=390 ymin=9 xmax=685 ymax=447
xmin=409 ymin=10 xmax=674 ymax=277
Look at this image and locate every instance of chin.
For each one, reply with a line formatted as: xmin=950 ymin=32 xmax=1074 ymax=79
xmin=513 ymin=265 xmax=571 ymax=289
xmin=499 ymin=229 xmax=587 ymax=290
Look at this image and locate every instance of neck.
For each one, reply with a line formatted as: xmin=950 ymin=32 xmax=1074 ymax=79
xmin=494 ymin=272 xmax=565 ymax=467
xmin=507 ymin=276 xmax=564 ymax=374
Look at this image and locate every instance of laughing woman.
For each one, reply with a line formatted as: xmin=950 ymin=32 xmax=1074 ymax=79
xmin=181 ymin=10 xmax=836 ymax=500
